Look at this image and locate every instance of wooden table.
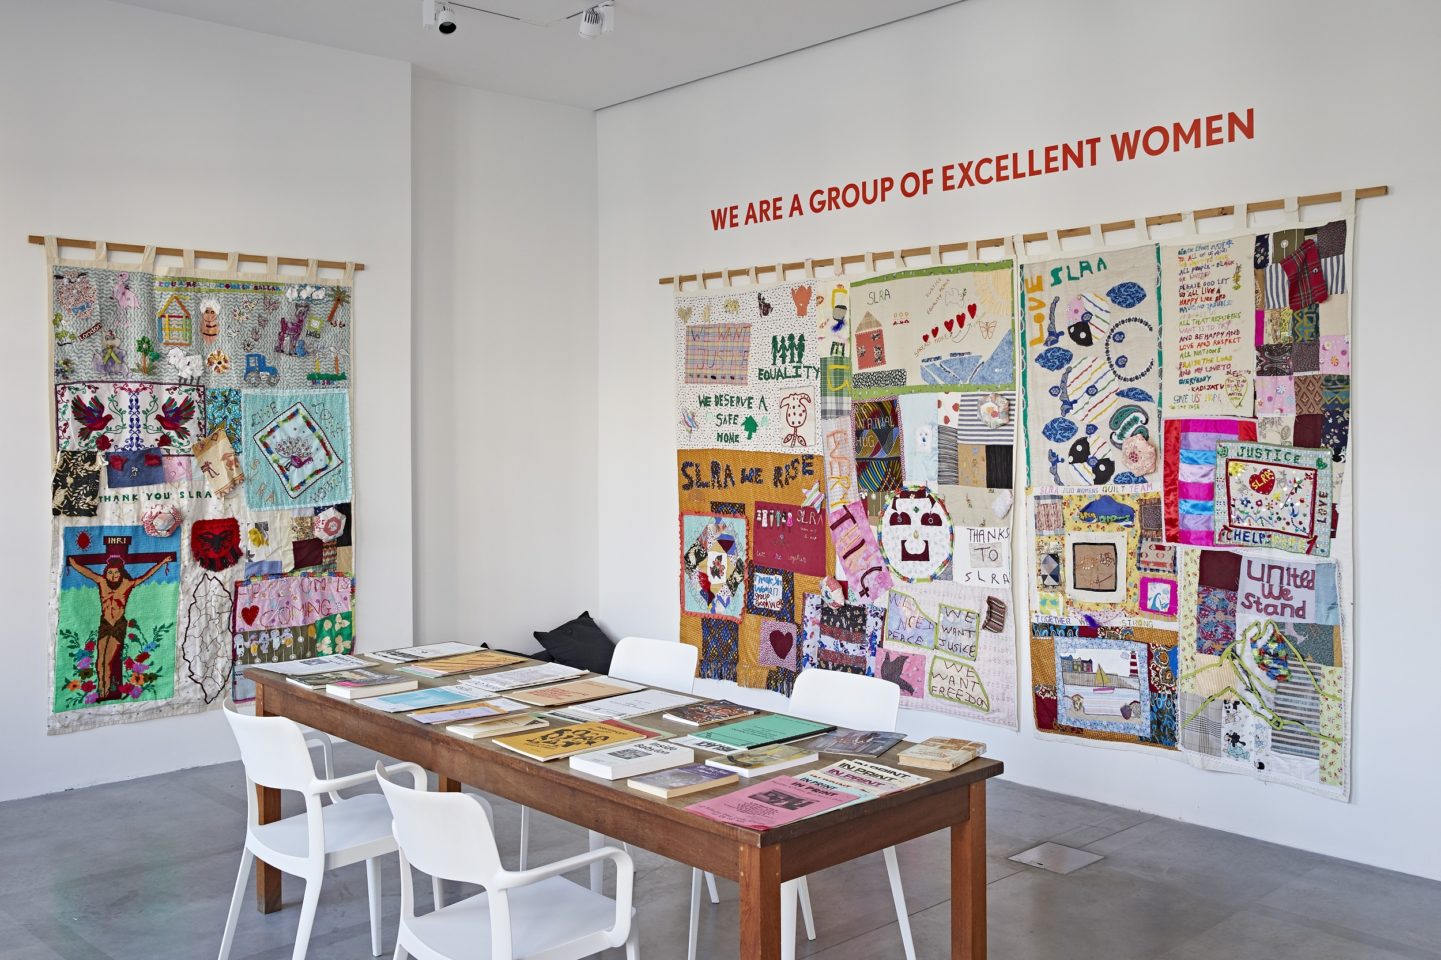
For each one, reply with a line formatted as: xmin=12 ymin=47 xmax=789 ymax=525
xmin=249 ymin=665 xmax=1003 ymax=960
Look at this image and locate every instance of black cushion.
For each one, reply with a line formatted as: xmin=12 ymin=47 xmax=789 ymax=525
xmin=532 ymin=611 xmax=615 ymax=673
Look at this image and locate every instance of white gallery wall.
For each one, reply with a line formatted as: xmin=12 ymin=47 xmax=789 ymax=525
xmin=595 ymin=0 xmax=1441 ymax=880
xmin=0 ymin=0 xmax=414 ymax=799
xmin=411 ymin=78 xmax=599 ymax=652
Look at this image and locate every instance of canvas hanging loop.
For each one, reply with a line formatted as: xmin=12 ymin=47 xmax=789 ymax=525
xmin=1047 ymin=229 xmax=1061 ymax=254
xmin=1133 ymin=217 xmax=1148 ymax=243
xmin=141 ymin=245 xmax=157 ymax=272
xmin=893 ymin=249 xmax=906 ymax=270
xmin=226 ymin=252 xmax=240 ymax=272
xmin=747 ymin=266 xmax=757 ymax=286
xmin=1002 ymin=235 xmax=1015 ymax=258
xmin=1180 ymin=211 xmax=1197 ymax=236
xmin=1089 ymin=223 xmax=1103 ymax=248
xmin=803 ymin=258 xmax=815 ymax=279
xmin=182 ymin=249 xmax=196 ymax=271
xmin=1234 ymin=200 xmax=1248 ymax=232
xmin=43 ymin=235 xmax=58 ymax=260
xmin=1341 ymin=188 xmax=1357 ymax=217
xmin=863 ymin=251 xmax=875 ymax=273
xmin=305 ymin=258 xmax=319 ymax=282
xmin=1283 ymin=196 xmax=1299 ymax=223
xmin=774 ymin=262 xmax=785 ymax=282
xmin=930 ymin=244 xmax=942 ymax=266
xmin=833 ymin=253 xmax=846 ymax=276
xmin=966 ymin=240 xmax=978 ymax=263
xmin=669 ymin=273 xmax=682 ymax=292
xmin=93 ymin=240 xmax=108 ymax=262
xmin=266 ymin=255 xmax=279 ymax=275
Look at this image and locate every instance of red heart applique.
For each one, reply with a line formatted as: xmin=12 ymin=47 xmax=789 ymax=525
xmin=240 ymin=605 xmax=260 ymax=626
xmin=944 ymin=318 xmax=955 ymax=333
xmin=1249 ymin=469 xmax=1276 ymax=495
xmin=921 ymin=333 xmax=929 ymax=343
xmin=931 ymin=326 xmax=940 ymax=340
xmin=967 ymin=303 xmax=977 ymax=318
xmin=768 ymin=629 xmax=794 ymax=660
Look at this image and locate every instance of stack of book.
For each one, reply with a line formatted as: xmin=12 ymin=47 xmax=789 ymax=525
xmin=447 ymin=714 xmax=549 ymax=740
xmin=396 ymin=649 xmax=525 ymax=677
xmin=288 ymin=668 xmax=417 ymax=699
xmin=365 ymin=642 xmax=484 ymax=665
xmin=569 ymin=740 xmax=695 ymax=780
xmin=896 ymin=737 xmax=987 ymax=771
xmin=462 ymin=662 xmax=587 ymax=693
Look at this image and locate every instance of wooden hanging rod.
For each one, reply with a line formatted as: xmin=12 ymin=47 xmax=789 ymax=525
xmin=27 ymin=235 xmax=365 ymax=272
xmin=657 ymin=185 xmax=1389 ymax=287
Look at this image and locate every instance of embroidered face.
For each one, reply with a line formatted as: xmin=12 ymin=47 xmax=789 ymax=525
xmin=880 ymin=488 xmax=953 ymax=582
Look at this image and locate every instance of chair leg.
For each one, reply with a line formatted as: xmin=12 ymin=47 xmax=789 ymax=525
xmin=391 ymin=942 xmax=407 ymax=960
xmin=291 ymin=877 xmax=323 ymax=960
xmin=797 ymin=875 xmax=816 ymax=941
xmin=704 ymin=871 xmax=719 ymax=904
xmin=625 ymin=921 xmax=641 ymax=960
xmin=882 ymin=846 xmax=916 ymax=960
xmin=217 ymin=849 xmax=254 ymax=960
xmin=780 ymin=879 xmax=798 ymax=960
xmin=366 ymin=858 xmax=383 ymax=957
xmin=431 ymin=873 xmax=444 ymax=911
xmin=687 ymin=867 xmax=702 ymax=960
xmin=518 ymin=806 xmax=530 ymax=872
xmin=588 ymin=830 xmax=604 ymax=893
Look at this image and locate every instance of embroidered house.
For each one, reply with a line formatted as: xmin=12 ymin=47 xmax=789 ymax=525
xmin=156 ymin=294 xmax=193 ymax=347
xmin=855 ymin=312 xmax=886 ymax=369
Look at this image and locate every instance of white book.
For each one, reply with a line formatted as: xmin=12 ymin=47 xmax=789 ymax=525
xmin=462 ymin=662 xmax=587 ymax=693
xmin=358 ymin=685 xmax=491 ymax=712
xmin=800 ymin=759 xmax=928 ymax=796
xmin=365 ymin=642 xmax=481 ymax=665
xmin=262 ymin=654 xmax=371 ymax=676
xmin=569 ymin=740 xmax=695 ymax=781
xmin=668 ymin=735 xmax=747 ymax=755
xmin=566 ymin=689 xmax=700 ymax=721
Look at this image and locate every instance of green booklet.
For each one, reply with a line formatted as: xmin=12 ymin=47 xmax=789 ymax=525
xmin=702 ymin=714 xmax=834 ymax=749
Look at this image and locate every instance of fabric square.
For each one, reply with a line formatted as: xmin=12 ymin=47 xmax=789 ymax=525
xmin=1320 ymin=255 xmax=1346 ymax=296
xmin=681 ymin=514 xmax=748 ymax=618
xmin=191 ymin=518 xmax=243 ymax=572
xmin=52 ymin=452 xmax=100 ymax=517
xmin=1270 ymin=229 xmax=1304 ymax=263
xmin=752 ymin=502 xmax=825 ymax=576
xmin=985 ymin=445 xmax=1013 ymax=489
xmin=244 ymin=390 xmax=351 ymax=510
xmin=1198 ymin=550 xmax=1242 ymax=590
xmin=1038 ymin=551 xmax=1062 ymax=587
xmin=1318 ymin=293 xmax=1349 ymax=338
xmin=56 ymin=382 xmax=207 ymax=455
xmin=854 ymin=397 xmax=902 ymax=492
xmin=1136 ymin=537 xmax=1176 ymax=575
xmin=1138 ymin=576 xmax=1178 ymax=617
xmin=1253 ymin=234 xmax=1270 ymax=270
xmin=292 ymin=538 xmax=325 ymax=570
xmin=205 ymin=387 xmax=244 ymax=447
xmin=683 ymin=323 xmax=750 ymax=385
xmin=1293 ymin=375 xmax=1324 ymax=416
xmin=1262 ymin=309 xmax=1292 ymax=345
xmin=1162 ymin=418 xmax=1258 ymax=547
xmin=1195 ymin=586 xmax=1237 ymax=655
xmin=1054 ymin=632 xmax=1152 ymax=737
xmin=758 ymin=620 xmax=798 ymax=669
xmin=1290 ymin=303 xmax=1320 ymax=342
xmin=1321 ymin=375 xmax=1351 ymax=462
xmin=957 ymin=444 xmax=987 ymax=488
xmin=802 ymin=593 xmax=880 ymax=676
xmin=105 ymin=448 xmax=164 ymax=489
xmin=1290 ymin=340 xmax=1320 ymax=373
xmin=1319 ymin=336 xmax=1350 ymax=373
xmin=162 ymin=456 xmax=192 ymax=484
xmin=1255 ymin=344 xmax=1292 ymax=377
xmin=1316 ymin=219 xmax=1346 ymax=258
xmin=698 ymin=618 xmax=739 ymax=681
xmin=1214 ymin=441 xmax=1333 ymax=556
xmin=1280 ymin=238 xmax=1328 ymax=310
xmin=819 ymin=354 xmax=851 ymax=420
xmin=935 ymin=425 xmax=959 ymax=484
xmin=1255 ymin=377 xmax=1295 ymax=415
xmin=1139 ymin=498 xmax=1164 ymax=538
xmin=1034 ymin=495 xmax=1064 ymax=536
xmin=1293 ymin=413 xmax=1323 ymax=448
xmin=747 ymin=565 xmax=795 ymax=621
xmin=1278 ymin=622 xmax=1341 ymax=667
xmin=1064 ymin=531 xmax=1127 ymax=603
xmin=193 ymin=427 xmax=245 ymax=497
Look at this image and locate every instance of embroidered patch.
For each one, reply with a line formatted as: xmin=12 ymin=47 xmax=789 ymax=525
xmin=1214 ymin=441 xmax=1332 ymax=556
xmin=252 ymin=402 xmax=341 ymax=499
xmin=752 ymin=501 xmax=826 ymax=576
xmin=683 ymin=323 xmax=751 ymax=385
xmin=698 ymin=617 xmax=739 ymax=681
xmin=191 ymin=518 xmax=243 ymax=572
xmin=1138 ymin=576 xmax=1178 ymax=617
xmin=758 ymin=619 xmax=799 ymax=669
xmin=1034 ymin=494 xmax=1064 ymax=536
xmin=56 ymin=382 xmax=207 ymax=455
xmin=105 ymin=448 xmax=164 ymax=488
xmin=192 ymin=427 xmax=244 ymax=497
xmin=885 ymin=590 xmax=937 ymax=648
xmin=937 ymin=604 xmax=980 ymax=658
xmin=746 ymin=565 xmax=795 ymax=621
xmin=879 ymin=486 xmax=953 ymax=582
xmin=244 ymin=390 xmax=351 ymax=509
xmin=1064 ymin=532 xmax=1127 ymax=603
xmin=854 ymin=397 xmax=902 ymax=492
xmin=681 ymin=514 xmax=748 ymax=618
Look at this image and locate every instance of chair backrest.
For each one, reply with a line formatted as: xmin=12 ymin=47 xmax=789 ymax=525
xmin=376 ymin=764 xmax=502 ymax=885
xmin=790 ymin=670 xmax=900 ymax=731
xmin=609 ymin=636 xmax=698 ymax=691
xmin=223 ymin=702 xmax=319 ymax=792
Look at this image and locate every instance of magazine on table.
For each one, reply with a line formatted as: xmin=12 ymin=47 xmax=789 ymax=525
xmin=801 ymin=727 xmax=907 ymax=758
xmin=264 ymin=654 xmax=371 ymax=676
xmin=797 ymin=758 xmax=928 ymax=796
xmin=462 ymin=662 xmax=588 ymax=693
xmin=686 ymin=775 xmax=860 ymax=830
xmin=565 ymin=688 xmax=699 ymax=721
xmin=365 ymin=642 xmax=482 ymax=665
xmin=407 ymin=697 xmax=529 ymax=725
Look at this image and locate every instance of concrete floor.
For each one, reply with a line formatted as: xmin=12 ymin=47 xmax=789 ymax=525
xmin=3 ymin=742 xmax=1438 ymax=960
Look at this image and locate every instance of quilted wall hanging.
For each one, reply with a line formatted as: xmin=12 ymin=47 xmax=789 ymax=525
xmin=674 ymin=259 xmax=1020 ymax=728
xmin=46 ymin=240 xmax=357 ymax=733
xmin=1019 ymin=204 xmax=1356 ymax=799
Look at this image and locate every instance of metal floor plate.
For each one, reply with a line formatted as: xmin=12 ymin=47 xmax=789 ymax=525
xmin=1009 ymin=841 xmax=1105 ymax=875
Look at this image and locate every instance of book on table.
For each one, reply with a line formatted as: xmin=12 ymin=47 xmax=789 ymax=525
xmin=395 ymin=649 xmax=526 ymax=678
xmin=446 ymin=713 xmax=550 ymax=740
xmin=461 ymin=662 xmax=587 ymax=693
xmin=568 ymin=739 xmax=695 ymax=780
xmin=286 ymin=667 xmax=393 ymax=690
xmin=668 ymin=734 xmax=748 ymax=755
xmin=356 ymin=683 xmax=492 ymax=712
xmin=406 ymin=697 xmax=528 ymax=725
xmin=704 ymin=743 xmax=819 ymax=778
xmin=492 ymin=719 xmax=654 ymax=761
xmin=662 ymin=700 xmax=757 ymax=727
xmin=801 ymin=727 xmax=907 ymax=758
xmin=627 ymin=763 xmax=739 ymax=799
xmin=896 ymin=737 xmax=987 ymax=771
xmin=565 ymin=688 xmax=699 ymax=720
xmin=685 ymin=775 xmax=860 ymax=830
xmin=796 ymin=758 xmax=928 ymax=796
xmin=365 ymin=642 xmax=483 ymax=665
xmin=701 ymin=714 xmax=835 ymax=749
xmin=507 ymin=676 xmax=643 ymax=708
xmin=319 ymin=670 xmax=419 ymax=699
xmin=267 ymin=654 xmax=371 ymax=676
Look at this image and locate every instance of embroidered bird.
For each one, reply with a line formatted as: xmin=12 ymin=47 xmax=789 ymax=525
xmin=878 ymin=652 xmax=915 ymax=695
xmin=70 ymin=394 xmax=113 ymax=440
xmin=157 ymin=394 xmax=197 ymax=439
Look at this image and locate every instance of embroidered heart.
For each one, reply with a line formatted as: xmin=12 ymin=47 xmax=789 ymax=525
xmin=945 ymin=318 xmax=955 ymax=333
xmin=240 ymin=605 xmax=260 ymax=626
xmin=922 ymin=333 xmax=930 ymax=343
xmin=968 ymin=303 xmax=977 ymax=319
xmin=931 ymin=326 xmax=940 ymax=340
xmin=1249 ymin=469 xmax=1276 ymax=495
xmin=768 ymin=629 xmax=794 ymax=660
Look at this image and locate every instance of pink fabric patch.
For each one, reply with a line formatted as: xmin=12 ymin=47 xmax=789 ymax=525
xmin=1319 ymin=335 xmax=1350 ymax=373
xmin=1255 ymin=376 xmax=1296 ymax=416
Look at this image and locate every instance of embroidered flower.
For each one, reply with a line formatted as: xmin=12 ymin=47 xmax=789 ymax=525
xmin=1120 ymin=434 xmax=1158 ymax=475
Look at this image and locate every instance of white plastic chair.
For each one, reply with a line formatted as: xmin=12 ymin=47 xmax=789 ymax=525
xmin=779 ymin=670 xmax=915 ymax=960
xmin=376 ymin=762 xmax=639 ymax=960
xmin=217 ymin=703 xmax=443 ymax=960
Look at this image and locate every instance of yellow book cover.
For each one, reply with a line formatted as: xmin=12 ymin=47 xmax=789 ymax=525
xmin=493 ymin=720 xmax=651 ymax=761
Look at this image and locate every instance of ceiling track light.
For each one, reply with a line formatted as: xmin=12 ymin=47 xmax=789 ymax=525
xmin=421 ymin=0 xmax=457 ymax=34
xmin=578 ymin=1 xmax=615 ymax=39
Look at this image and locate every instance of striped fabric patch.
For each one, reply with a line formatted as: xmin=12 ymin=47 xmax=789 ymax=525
xmin=1162 ymin=418 xmax=1257 ymax=546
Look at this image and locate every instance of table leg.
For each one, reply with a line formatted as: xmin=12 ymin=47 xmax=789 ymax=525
xmin=253 ymin=686 xmax=282 ymax=915
xmin=739 ymin=845 xmax=782 ymax=960
xmin=951 ymin=779 xmax=987 ymax=960
xmin=438 ymin=776 xmax=462 ymax=793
